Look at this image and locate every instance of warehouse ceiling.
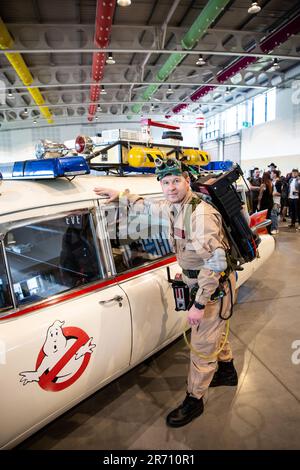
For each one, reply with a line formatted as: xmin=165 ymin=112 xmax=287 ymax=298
xmin=0 ymin=0 xmax=300 ymax=130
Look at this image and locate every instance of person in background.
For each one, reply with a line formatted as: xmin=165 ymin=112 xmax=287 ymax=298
xmin=287 ymin=169 xmax=300 ymax=229
xmin=270 ymin=170 xmax=282 ymax=235
xmin=267 ymin=162 xmax=278 ymax=174
xmin=257 ymin=172 xmax=273 ymax=233
xmin=280 ymin=174 xmax=289 ymax=222
xmin=247 ymin=167 xmax=262 ymax=214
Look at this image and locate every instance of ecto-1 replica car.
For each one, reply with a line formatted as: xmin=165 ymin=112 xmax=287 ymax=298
xmin=0 ymin=155 xmax=274 ymax=449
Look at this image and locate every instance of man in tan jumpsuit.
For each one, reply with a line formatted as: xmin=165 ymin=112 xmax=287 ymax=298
xmin=94 ymin=160 xmax=238 ymax=427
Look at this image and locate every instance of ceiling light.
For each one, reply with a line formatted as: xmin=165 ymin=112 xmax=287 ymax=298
xmin=248 ymin=2 xmax=261 ymax=14
xmin=106 ymin=52 xmax=115 ymax=65
xmin=167 ymin=85 xmax=173 ymax=94
xmin=100 ymin=86 xmax=107 ymax=95
xmin=117 ymin=0 xmax=131 ymax=6
xmin=196 ymin=54 xmax=206 ymax=66
xmin=272 ymin=58 xmax=280 ymax=70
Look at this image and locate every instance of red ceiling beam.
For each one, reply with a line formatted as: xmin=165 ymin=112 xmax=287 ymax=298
xmin=88 ymin=0 xmax=116 ymax=121
xmin=170 ymin=13 xmax=300 ymax=115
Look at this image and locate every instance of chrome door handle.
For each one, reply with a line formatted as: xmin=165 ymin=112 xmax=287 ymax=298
xmin=99 ymin=295 xmax=123 ymax=307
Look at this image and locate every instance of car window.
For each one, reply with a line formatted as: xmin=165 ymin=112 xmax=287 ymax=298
xmin=0 ymin=244 xmax=13 ymax=312
xmin=103 ymin=200 xmax=172 ymax=274
xmin=4 ymin=210 xmax=104 ymax=306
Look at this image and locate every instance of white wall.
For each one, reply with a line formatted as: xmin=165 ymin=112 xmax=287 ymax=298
xmin=0 ymin=117 xmax=199 ymax=163
xmin=241 ymin=87 xmax=300 ymax=176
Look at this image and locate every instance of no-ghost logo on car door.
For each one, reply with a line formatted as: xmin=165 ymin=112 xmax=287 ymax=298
xmin=19 ymin=320 xmax=96 ymax=391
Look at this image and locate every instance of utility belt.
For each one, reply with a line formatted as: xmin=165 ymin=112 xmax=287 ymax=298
xmin=182 ymin=269 xmax=199 ymax=278
xmin=172 ymin=269 xmax=230 ymax=312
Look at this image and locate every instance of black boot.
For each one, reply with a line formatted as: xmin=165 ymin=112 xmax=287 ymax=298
xmin=209 ymin=360 xmax=238 ymax=387
xmin=166 ymin=394 xmax=204 ymax=428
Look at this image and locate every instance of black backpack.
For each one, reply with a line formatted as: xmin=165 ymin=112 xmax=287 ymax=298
xmin=190 ymin=165 xmax=260 ymax=271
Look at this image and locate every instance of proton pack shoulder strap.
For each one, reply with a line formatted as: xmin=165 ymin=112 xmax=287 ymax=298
xmin=187 ymin=192 xmax=239 ymax=272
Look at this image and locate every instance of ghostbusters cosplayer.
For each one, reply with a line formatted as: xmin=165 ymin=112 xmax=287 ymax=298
xmin=94 ymin=159 xmax=238 ymax=427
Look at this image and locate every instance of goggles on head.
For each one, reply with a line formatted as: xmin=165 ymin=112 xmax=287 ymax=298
xmin=155 ymin=158 xmax=183 ymax=181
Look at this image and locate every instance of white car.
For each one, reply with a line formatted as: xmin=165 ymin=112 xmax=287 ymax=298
xmin=0 ymin=174 xmax=274 ymax=449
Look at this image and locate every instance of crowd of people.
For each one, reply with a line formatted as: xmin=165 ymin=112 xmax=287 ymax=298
xmin=247 ymin=163 xmax=300 ymax=235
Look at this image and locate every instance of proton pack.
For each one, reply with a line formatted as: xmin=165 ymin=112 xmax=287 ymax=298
xmin=167 ymin=163 xmax=260 ymax=313
xmin=190 ymin=163 xmax=260 ymax=270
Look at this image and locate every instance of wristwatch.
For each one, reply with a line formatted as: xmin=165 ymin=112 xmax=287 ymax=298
xmin=194 ymin=301 xmax=205 ymax=310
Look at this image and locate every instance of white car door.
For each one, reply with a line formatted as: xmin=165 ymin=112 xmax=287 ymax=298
xmin=98 ymin=201 xmax=187 ymax=367
xmin=0 ymin=202 xmax=131 ymax=449
xmin=118 ymin=260 xmax=187 ymax=366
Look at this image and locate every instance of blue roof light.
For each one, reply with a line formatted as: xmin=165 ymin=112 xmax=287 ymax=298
xmin=0 ymin=156 xmax=90 ymax=180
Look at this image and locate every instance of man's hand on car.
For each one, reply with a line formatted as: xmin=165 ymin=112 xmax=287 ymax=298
xmin=93 ymin=187 xmax=120 ymax=203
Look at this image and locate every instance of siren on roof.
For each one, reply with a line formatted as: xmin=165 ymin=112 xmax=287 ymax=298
xmin=0 ymin=156 xmax=90 ymax=180
xmin=75 ymin=135 xmax=94 ymax=154
xmin=35 ymin=139 xmax=70 ymax=159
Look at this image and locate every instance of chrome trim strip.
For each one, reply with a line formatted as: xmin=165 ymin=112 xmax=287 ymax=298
xmin=96 ymin=203 xmax=117 ymax=277
xmin=89 ymin=210 xmax=106 ymax=279
xmin=0 ymin=239 xmax=17 ymax=310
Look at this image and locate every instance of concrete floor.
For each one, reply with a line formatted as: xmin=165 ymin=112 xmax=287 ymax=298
xmin=18 ymin=226 xmax=300 ymax=450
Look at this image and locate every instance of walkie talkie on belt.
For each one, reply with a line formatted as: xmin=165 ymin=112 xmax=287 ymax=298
xmin=171 ymin=279 xmax=190 ymax=311
xmin=167 ymin=268 xmax=199 ymax=311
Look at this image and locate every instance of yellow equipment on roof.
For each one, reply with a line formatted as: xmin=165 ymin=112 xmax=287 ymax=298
xmin=181 ymin=149 xmax=210 ymax=166
xmin=128 ymin=147 xmax=166 ymax=168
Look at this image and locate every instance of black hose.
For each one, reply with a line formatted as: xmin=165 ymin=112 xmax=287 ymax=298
xmin=219 ymin=277 xmax=234 ymax=320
